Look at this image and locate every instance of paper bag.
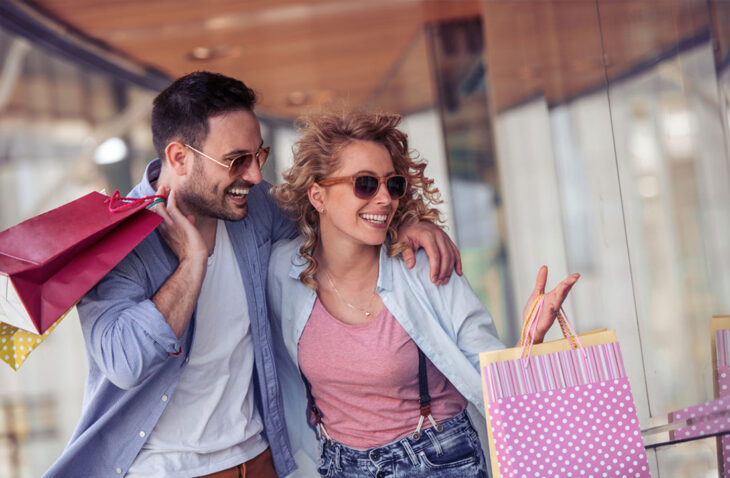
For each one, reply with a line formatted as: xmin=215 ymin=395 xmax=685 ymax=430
xmin=479 ymin=297 xmax=650 ymax=478
xmin=0 ymin=191 xmax=163 ymax=335
xmin=0 ymin=306 xmax=72 ymax=370
xmin=712 ymin=315 xmax=730 ymax=477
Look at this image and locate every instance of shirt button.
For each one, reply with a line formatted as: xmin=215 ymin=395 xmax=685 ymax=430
xmin=161 ymin=395 xmax=168 ymax=402
xmin=139 ymin=431 xmax=146 ymax=438
xmin=116 ymin=468 xmax=122 ymax=474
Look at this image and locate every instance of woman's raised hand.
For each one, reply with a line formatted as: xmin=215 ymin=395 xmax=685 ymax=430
xmin=520 ymin=266 xmax=580 ymax=345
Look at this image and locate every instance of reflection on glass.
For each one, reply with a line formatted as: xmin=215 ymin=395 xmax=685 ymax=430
xmin=427 ymin=16 xmax=517 ymax=344
xmin=478 ymin=0 xmax=730 ymax=475
xmin=599 ymin=0 xmax=730 ymax=474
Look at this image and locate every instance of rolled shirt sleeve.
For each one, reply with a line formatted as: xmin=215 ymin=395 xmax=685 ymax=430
xmin=78 ymin=246 xmax=183 ymax=390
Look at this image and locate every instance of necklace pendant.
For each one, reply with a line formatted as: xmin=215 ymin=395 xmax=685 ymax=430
xmin=365 ymin=311 xmax=372 ymax=317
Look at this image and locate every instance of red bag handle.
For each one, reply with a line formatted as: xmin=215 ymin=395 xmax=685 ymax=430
xmin=105 ymin=191 xmax=167 ymax=213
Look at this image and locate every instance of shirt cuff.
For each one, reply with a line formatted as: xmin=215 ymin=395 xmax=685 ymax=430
xmin=134 ymin=299 xmax=183 ymax=355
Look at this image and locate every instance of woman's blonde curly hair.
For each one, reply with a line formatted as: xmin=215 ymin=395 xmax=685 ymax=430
xmin=271 ymin=110 xmax=443 ymax=290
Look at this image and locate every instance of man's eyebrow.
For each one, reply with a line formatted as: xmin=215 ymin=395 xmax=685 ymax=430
xmin=224 ymin=141 xmax=265 ymax=158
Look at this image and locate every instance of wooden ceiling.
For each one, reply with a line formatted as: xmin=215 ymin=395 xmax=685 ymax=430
xmin=27 ymin=0 xmax=482 ymax=119
xmin=22 ymin=0 xmax=716 ymax=118
xmin=481 ymin=0 xmax=713 ymax=111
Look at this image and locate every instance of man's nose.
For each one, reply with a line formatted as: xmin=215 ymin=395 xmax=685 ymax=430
xmin=239 ymin=161 xmax=263 ymax=184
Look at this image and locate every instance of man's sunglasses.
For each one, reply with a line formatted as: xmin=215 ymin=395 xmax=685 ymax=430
xmin=318 ymin=174 xmax=408 ymax=200
xmin=184 ymin=144 xmax=270 ymax=177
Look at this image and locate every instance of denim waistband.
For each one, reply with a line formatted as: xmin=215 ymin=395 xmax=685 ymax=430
xmin=321 ymin=409 xmax=473 ymax=465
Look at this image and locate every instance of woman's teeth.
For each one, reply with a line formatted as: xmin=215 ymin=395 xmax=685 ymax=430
xmin=360 ymin=213 xmax=387 ymax=224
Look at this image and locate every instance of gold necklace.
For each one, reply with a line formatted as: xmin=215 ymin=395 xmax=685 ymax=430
xmin=325 ymin=270 xmax=377 ymax=318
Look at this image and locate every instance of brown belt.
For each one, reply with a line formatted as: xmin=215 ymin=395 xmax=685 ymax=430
xmin=196 ymin=448 xmax=277 ymax=478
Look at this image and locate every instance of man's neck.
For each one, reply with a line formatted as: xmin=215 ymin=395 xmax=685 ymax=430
xmin=196 ymin=216 xmax=218 ymax=255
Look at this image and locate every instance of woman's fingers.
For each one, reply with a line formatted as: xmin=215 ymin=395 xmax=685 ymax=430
xmin=535 ymin=273 xmax=580 ymax=335
xmin=523 ymin=266 xmax=548 ymax=321
xmin=533 ymin=265 xmax=548 ymax=295
xmin=546 ymin=273 xmax=580 ymax=311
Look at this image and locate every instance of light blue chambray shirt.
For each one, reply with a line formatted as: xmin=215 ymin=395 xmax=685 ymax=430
xmin=45 ymin=160 xmax=299 ymax=478
xmin=266 ymin=237 xmax=506 ymax=463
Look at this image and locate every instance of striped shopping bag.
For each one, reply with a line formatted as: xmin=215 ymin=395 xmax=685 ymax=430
xmin=712 ymin=316 xmax=730 ymax=477
xmin=479 ymin=296 xmax=650 ymax=478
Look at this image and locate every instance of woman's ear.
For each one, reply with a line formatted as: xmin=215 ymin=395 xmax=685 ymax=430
xmin=164 ymin=142 xmax=189 ymax=176
xmin=308 ymin=183 xmax=326 ymax=213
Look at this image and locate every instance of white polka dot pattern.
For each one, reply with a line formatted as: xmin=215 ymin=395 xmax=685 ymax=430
xmin=0 ymin=308 xmax=70 ymax=370
xmin=670 ymin=392 xmax=730 ymax=441
xmin=488 ymin=377 xmax=650 ymax=477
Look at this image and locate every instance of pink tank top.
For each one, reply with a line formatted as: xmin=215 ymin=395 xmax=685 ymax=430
xmin=297 ymin=298 xmax=467 ymax=449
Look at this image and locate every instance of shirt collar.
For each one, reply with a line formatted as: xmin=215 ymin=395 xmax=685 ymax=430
xmin=139 ymin=158 xmax=161 ymax=196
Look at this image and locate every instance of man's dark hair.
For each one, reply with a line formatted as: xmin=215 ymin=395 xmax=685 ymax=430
xmin=151 ymin=71 xmax=257 ymax=161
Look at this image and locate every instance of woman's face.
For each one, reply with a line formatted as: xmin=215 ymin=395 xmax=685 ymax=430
xmin=315 ymin=140 xmax=400 ymax=248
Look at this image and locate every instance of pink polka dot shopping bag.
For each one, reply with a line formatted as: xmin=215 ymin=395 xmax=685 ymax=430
xmin=711 ymin=315 xmax=730 ymax=478
xmin=479 ymin=296 xmax=651 ymax=478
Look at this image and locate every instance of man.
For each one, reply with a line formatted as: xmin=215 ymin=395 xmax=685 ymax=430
xmin=45 ymin=71 xmax=460 ymax=477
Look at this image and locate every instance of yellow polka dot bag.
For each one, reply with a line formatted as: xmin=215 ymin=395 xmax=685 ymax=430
xmin=479 ymin=295 xmax=650 ymax=478
xmin=0 ymin=306 xmax=70 ymax=370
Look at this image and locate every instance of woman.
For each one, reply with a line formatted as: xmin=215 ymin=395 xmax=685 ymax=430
xmin=267 ymin=111 xmax=579 ymax=477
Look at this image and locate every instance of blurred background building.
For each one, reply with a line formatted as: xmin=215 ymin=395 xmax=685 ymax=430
xmin=0 ymin=0 xmax=729 ymax=476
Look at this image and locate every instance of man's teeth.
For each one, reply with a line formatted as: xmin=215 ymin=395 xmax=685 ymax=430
xmin=360 ymin=213 xmax=388 ymax=223
xmin=228 ymin=188 xmax=250 ymax=197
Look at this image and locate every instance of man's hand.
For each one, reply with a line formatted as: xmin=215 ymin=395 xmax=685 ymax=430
xmin=152 ymin=188 xmax=208 ymax=264
xmin=150 ymin=188 xmax=208 ymax=338
xmin=521 ymin=266 xmax=580 ymax=345
xmin=398 ymin=221 xmax=462 ymax=285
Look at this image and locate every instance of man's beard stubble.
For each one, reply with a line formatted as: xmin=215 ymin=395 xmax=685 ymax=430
xmin=176 ymin=158 xmax=250 ymax=222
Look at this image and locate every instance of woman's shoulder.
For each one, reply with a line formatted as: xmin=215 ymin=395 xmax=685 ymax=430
xmin=390 ymin=247 xmax=471 ymax=297
xmin=388 ymin=248 xmax=434 ymax=288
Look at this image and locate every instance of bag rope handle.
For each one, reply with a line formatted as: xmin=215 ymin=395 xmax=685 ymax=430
xmin=519 ymin=294 xmax=586 ymax=367
xmin=105 ymin=190 xmax=167 ymax=213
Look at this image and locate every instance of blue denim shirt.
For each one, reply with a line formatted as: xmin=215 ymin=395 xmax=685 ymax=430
xmin=266 ymin=237 xmax=505 ymax=464
xmin=45 ymin=160 xmax=298 ymax=478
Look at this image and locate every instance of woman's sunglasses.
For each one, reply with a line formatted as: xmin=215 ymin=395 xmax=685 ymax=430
xmin=318 ymin=174 xmax=408 ymax=200
xmin=184 ymin=144 xmax=270 ymax=177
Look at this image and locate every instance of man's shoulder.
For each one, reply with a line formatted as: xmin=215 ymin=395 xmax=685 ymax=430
xmin=248 ymin=181 xmax=275 ymax=207
xmin=235 ymin=181 xmax=278 ymax=228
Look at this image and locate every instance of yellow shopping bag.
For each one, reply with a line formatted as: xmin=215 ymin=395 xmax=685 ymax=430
xmin=0 ymin=306 xmax=71 ymax=370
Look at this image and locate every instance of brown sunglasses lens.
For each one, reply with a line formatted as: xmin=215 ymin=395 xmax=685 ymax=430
xmin=353 ymin=175 xmax=407 ymax=199
xmin=229 ymin=148 xmax=269 ymax=176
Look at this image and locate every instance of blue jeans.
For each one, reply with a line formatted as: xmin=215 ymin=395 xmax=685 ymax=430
xmin=316 ymin=410 xmax=488 ymax=478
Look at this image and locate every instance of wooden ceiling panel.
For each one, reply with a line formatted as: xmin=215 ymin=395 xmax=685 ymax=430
xmin=29 ymin=0 xmax=481 ymax=117
xmin=25 ymin=0 xmax=712 ymax=117
xmin=482 ymin=0 xmax=711 ymax=111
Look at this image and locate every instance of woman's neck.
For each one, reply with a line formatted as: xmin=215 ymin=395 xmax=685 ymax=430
xmin=316 ymin=234 xmax=380 ymax=280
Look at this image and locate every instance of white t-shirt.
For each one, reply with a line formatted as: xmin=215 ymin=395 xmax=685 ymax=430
xmin=127 ymin=220 xmax=267 ymax=477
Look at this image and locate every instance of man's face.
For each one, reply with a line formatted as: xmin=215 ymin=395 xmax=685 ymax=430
xmin=177 ymin=110 xmax=264 ymax=222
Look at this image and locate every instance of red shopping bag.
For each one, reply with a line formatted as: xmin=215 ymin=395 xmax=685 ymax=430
xmin=0 ymin=191 xmax=163 ymax=335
